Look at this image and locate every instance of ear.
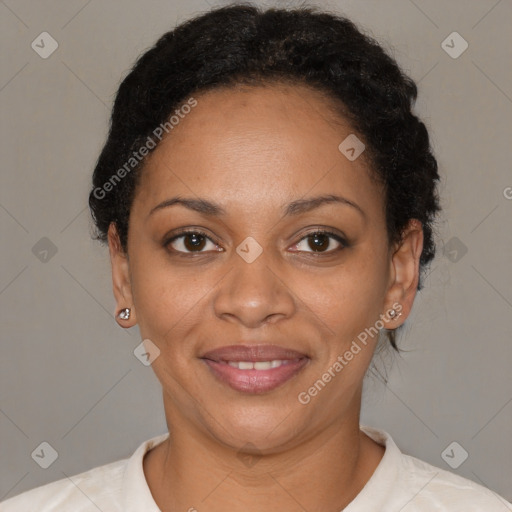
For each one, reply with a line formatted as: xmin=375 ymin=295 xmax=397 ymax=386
xmin=382 ymin=219 xmax=424 ymax=328
xmin=108 ymin=223 xmax=137 ymax=328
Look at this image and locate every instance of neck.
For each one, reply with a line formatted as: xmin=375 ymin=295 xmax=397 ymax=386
xmin=144 ymin=394 xmax=384 ymax=512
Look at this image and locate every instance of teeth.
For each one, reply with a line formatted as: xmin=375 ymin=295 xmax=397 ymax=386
xmin=254 ymin=361 xmax=272 ymax=370
xmin=227 ymin=360 xmax=285 ymax=370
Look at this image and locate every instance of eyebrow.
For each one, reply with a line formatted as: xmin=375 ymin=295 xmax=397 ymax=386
xmin=148 ymin=194 xmax=365 ymax=219
xmin=284 ymin=194 xmax=365 ymax=218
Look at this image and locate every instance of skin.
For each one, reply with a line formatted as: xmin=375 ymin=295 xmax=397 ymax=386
xmin=108 ymin=82 xmax=423 ymax=511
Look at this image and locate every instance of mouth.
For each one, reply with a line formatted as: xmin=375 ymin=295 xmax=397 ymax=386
xmin=200 ymin=344 xmax=310 ymax=394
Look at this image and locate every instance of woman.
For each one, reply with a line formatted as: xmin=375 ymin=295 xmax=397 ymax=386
xmin=3 ymin=4 xmax=510 ymax=511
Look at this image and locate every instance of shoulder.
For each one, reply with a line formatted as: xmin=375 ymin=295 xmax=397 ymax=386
xmin=1 ymin=433 xmax=168 ymax=511
xmin=1 ymin=459 xmax=127 ymax=511
xmin=359 ymin=426 xmax=511 ymax=512
xmin=397 ymin=447 xmax=511 ymax=511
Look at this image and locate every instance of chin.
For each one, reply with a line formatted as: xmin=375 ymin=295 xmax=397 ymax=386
xmin=202 ymin=401 xmax=307 ymax=453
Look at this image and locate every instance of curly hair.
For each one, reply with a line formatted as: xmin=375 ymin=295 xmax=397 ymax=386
xmin=88 ymin=4 xmax=440 ymax=350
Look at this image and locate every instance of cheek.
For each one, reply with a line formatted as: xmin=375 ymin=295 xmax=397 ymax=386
xmin=306 ymin=249 xmax=390 ymax=344
xmin=129 ymin=251 xmax=215 ymax=343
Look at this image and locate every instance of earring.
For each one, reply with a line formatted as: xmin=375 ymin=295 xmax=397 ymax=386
xmin=117 ymin=308 xmax=131 ymax=320
xmin=388 ymin=308 xmax=402 ymax=321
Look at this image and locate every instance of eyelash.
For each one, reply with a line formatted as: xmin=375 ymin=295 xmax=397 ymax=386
xmin=164 ymin=229 xmax=348 ymax=256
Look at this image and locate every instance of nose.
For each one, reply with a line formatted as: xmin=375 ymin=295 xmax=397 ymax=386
xmin=212 ymin=247 xmax=296 ymax=329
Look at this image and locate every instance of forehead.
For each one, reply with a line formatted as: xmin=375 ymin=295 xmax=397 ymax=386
xmin=134 ymin=83 xmax=384 ymax=219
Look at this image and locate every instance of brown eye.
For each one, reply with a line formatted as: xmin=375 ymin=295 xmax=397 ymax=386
xmin=291 ymin=231 xmax=346 ymax=254
xmin=308 ymin=233 xmax=330 ymax=252
xmin=167 ymin=231 xmax=219 ymax=253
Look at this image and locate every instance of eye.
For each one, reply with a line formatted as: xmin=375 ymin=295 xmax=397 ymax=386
xmin=290 ymin=230 xmax=346 ymax=254
xmin=166 ymin=230 xmax=221 ymax=254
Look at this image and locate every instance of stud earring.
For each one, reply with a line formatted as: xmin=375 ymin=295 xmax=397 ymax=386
xmin=117 ymin=308 xmax=131 ymax=320
xmin=388 ymin=308 xmax=402 ymax=321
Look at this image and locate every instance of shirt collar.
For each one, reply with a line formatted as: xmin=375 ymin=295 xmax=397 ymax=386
xmin=122 ymin=432 xmax=169 ymax=511
xmin=343 ymin=425 xmax=401 ymax=511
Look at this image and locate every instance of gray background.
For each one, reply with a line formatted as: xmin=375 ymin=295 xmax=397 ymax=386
xmin=1 ymin=0 xmax=511 ymax=503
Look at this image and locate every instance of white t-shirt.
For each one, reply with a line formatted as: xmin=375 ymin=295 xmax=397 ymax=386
xmin=2 ymin=425 xmax=510 ymax=511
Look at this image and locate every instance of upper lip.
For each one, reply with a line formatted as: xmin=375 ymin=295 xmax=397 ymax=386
xmin=201 ymin=344 xmax=309 ymax=362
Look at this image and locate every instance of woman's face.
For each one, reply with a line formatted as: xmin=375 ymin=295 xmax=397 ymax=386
xmin=110 ymin=83 xmax=422 ymax=451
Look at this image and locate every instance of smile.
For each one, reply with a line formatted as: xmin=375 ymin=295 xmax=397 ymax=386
xmin=227 ymin=360 xmax=290 ymax=370
xmin=201 ymin=345 xmax=310 ymax=393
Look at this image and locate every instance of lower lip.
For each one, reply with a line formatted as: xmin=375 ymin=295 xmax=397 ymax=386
xmin=202 ymin=358 xmax=309 ymax=394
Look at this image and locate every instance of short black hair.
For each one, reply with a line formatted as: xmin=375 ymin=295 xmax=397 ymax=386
xmin=89 ymin=4 xmax=440 ymax=350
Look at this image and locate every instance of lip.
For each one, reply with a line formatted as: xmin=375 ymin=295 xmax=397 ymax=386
xmin=201 ymin=344 xmax=310 ymax=394
xmin=201 ymin=344 xmax=308 ymax=362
